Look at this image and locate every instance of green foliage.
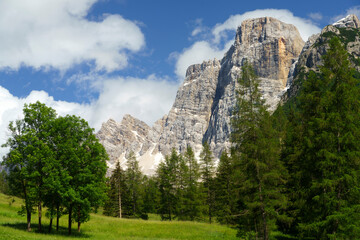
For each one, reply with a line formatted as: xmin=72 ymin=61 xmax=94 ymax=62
xmin=283 ymin=37 xmax=360 ymax=239
xmin=124 ymin=152 xmax=146 ymax=218
xmin=142 ymin=175 xmax=159 ymax=214
xmin=338 ymin=27 xmax=360 ymax=46
xmin=200 ymin=142 xmax=216 ymax=224
xmin=156 ymin=148 xmax=181 ymax=220
xmin=214 ymin=150 xmax=237 ymax=225
xmin=231 ymin=61 xmax=288 ymax=240
xmin=0 ymin=170 xmax=9 ymax=194
xmin=103 ymin=161 xmax=127 ymax=218
xmin=1 ymin=102 xmax=108 ymax=234
xmin=180 ymin=146 xmax=202 ymax=221
xmin=0 ymin=192 xmax=238 ymax=240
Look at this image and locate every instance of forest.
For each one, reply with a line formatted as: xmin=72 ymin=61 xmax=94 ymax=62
xmin=1 ymin=36 xmax=360 ymax=240
xmin=103 ymin=37 xmax=360 ymax=240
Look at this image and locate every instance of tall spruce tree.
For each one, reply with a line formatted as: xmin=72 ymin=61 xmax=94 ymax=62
xmin=103 ymin=161 xmax=127 ymax=218
xmin=183 ymin=146 xmax=201 ymax=221
xmin=286 ymin=37 xmax=360 ymax=239
xmin=125 ymin=152 xmax=144 ymax=218
xmin=156 ymin=148 xmax=180 ymax=220
xmin=214 ymin=149 xmax=237 ymax=225
xmin=231 ymin=61 xmax=288 ymax=240
xmin=200 ymin=142 xmax=215 ymax=224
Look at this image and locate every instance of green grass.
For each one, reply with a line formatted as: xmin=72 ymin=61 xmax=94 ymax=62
xmin=0 ymin=193 xmax=238 ymax=240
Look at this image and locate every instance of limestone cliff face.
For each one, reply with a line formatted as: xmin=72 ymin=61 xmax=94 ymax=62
xmin=97 ymin=17 xmax=305 ymax=174
xmin=282 ymin=14 xmax=360 ymax=101
xmin=204 ymin=17 xmax=304 ymax=156
xmin=153 ymin=59 xmax=221 ymax=156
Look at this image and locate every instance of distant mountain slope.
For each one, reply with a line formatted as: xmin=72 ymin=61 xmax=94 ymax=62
xmin=282 ymin=14 xmax=360 ymax=102
xmin=97 ymin=15 xmax=360 ymax=175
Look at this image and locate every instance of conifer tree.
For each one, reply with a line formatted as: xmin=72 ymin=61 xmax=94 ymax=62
xmin=286 ymin=37 xmax=360 ymax=239
xmin=183 ymin=146 xmax=201 ymax=221
xmin=200 ymin=142 xmax=215 ymax=223
xmin=125 ymin=152 xmax=144 ymax=218
xmin=214 ymin=149 xmax=237 ymax=225
xmin=157 ymin=149 xmax=180 ymax=220
xmin=103 ymin=161 xmax=126 ymax=218
xmin=142 ymin=175 xmax=159 ymax=214
xmin=231 ymin=61 xmax=288 ymax=240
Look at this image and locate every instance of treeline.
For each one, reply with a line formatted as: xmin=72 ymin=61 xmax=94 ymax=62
xmin=104 ymin=144 xmax=219 ymax=223
xmin=104 ymin=37 xmax=360 ymax=240
xmin=0 ymin=102 xmax=108 ymax=234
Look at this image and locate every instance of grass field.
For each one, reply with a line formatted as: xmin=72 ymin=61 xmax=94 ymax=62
xmin=0 ymin=193 xmax=238 ymax=240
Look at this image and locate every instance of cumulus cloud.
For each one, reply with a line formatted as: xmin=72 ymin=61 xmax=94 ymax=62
xmin=173 ymin=41 xmax=232 ymax=78
xmin=331 ymin=6 xmax=360 ymax=24
xmin=173 ymin=9 xmax=321 ymax=78
xmin=308 ymin=12 xmax=323 ymax=21
xmin=0 ymin=75 xmax=179 ymax=157
xmin=191 ymin=19 xmax=206 ymax=37
xmin=0 ymin=0 xmax=145 ymax=72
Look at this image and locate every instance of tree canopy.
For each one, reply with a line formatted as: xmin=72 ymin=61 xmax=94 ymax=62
xmin=1 ymin=102 xmax=108 ymax=234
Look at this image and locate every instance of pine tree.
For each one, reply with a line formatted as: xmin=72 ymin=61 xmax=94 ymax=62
xmin=125 ymin=152 xmax=144 ymax=218
xmin=157 ymin=149 xmax=179 ymax=220
xmin=103 ymin=161 xmax=126 ymax=218
xmin=231 ymin=61 xmax=288 ymax=240
xmin=214 ymin=149 xmax=237 ymax=225
xmin=200 ymin=142 xmax=215 ymax=224
xmin=142 ymin=175 xmax=159 ymax=214
xmin=286 ymin=37 xmax=360 ymax=239
xmin=183 ymin=146 xmax=201 ymax=221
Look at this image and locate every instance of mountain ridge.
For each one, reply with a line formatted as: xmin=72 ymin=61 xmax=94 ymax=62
xmin=97 ymin=15 xmax=360 ymax=175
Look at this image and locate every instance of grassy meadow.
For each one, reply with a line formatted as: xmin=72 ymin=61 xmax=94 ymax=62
xmin=0 ymin=193 xmax=238 ymax=240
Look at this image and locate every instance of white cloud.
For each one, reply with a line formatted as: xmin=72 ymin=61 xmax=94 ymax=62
xmin=89 ymin=74 xmax=179 ymax=129
xmin=191 ymin=19 xmax=206 ymax=37
xmin=308 ymin=12 xmax=323 ymax=21
xmin=331 ymin=6 xmax=360 ymax=24
xmin=0 ymin=0 xmax=145 ymax=72
xmin=173 ymin=9 xmax=321 ymax=78
xmin=174 ymin=41 xmax=232 ymax=78
xmin=0 ymin=75 xmax=179 ymax=156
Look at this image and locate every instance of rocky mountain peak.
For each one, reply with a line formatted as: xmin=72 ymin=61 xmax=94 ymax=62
xmin=236 ymin=17 xmax=302 ymax=48
xmin=333 ymin=14 xmax=360 ymax=28
xmin=97 ymin=16 xmax=306 ymax=175
xmin=282 ymin=14 xmax=360 ymax=102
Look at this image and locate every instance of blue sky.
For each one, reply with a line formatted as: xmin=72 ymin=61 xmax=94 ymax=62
xmin=0 ymin=0 xmax=359 ymax=153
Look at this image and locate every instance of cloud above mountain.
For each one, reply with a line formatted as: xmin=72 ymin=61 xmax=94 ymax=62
xmin=0 ymin=0 xmax=145 ymax=72
xmin=173 ymin=9 xmax=321 ymax=78
xmin=0 ymin=75 xmax=179 ymax=157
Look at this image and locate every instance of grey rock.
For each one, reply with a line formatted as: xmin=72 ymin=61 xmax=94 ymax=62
xmin=97 ymin=17 xmax=305 ymax=174
xmin=282 ymin=14 xmax=360 ymax=101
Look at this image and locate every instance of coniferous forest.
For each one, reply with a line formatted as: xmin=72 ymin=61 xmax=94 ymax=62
xmin=1 ymin=36 xmax=360 ymax=240
xmin=102 ymin=37 xmax=360 ymax=239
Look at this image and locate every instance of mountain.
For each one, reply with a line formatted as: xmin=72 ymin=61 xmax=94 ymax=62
xmin=282 ymin=14 xmax=360 ymax=101
xmin=97 ymin=15 xmax=360 ymax=175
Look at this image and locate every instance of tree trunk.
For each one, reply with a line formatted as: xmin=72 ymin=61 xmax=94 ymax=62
xmin=258 ymin=182 xmax=268 ymax=240
xmin=256 ymin=163 xmax=268 ymax=240
xmin=38 ymin=202 xmax=42 ymax=232
xmin=49 ymin=217 xmax=53 ymax=233
xmin=22 ymin=180 xmax=31 ymax=232
xmin=26 ymin=208 xmax=32 ymax=232
xmin=118 ymin=183 xmax=122 ymax=218
xmin=56 ymin=204 xmax=60 ymax=231
xmin=68 ymin=205 xmax=72 ymax=235
xmin=208 ymin=187 xmax=212 ymax=224
xmin=77 ymin=208 xmax=81 ymax=233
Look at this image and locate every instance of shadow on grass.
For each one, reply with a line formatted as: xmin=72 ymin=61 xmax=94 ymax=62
xmin=2 ymin=222 xmax=90 ymax=238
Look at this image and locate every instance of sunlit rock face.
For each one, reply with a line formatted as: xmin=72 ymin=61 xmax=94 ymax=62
xmin=282 ymin=14 xmax=360 ymax=101
xmin=97 ymin=17 xmax=306 ymax=175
